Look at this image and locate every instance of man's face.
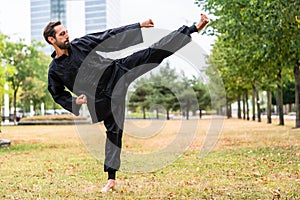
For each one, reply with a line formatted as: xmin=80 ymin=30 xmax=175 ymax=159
xmin=53 ymin=25 xmax=70 ymax=49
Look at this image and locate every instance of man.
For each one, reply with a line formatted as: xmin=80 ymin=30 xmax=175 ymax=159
xmin=44 ymin=13 xmax=209 ymax=192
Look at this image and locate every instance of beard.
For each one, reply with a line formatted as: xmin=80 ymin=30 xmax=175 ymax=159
xmin=56 ymin=39 xmax=70 ymax=49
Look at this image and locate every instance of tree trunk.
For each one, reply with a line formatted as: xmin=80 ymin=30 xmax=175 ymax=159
xmin=294 ymin=61 xmax=300 ymax=128
xmin=246 ymin=92 xmax=250 ymax=120
xmin=252 ymin=85 xmax=256 ymax=121
xmin=237 ymin=94 xmax=242 ymax=119
xmin=13 ymin=89 xmax=18 ymax=125
xmin=0 ymin=101 xmax=2 ymax=133
xmin=226 ymin=97 xmax=230 ymax=118
xmin=186 ymin=106 xmax=189 ymax=120
xmin=166 ymin=109 xmax=170 ymax=120
xmin=142 ymin=107 xmax=146 ymax=119
xmin=276 ymin=70 xmax=284 ymax=126
xmin=256 ymin=88 xmax=261 ymax=122
xmin=242 ymin=93 xmax=246 ymax=120
xmin=267 ymin=90 xmax=272 ymax=124
xmin=288 ymin=104 xmax=292 ymax=114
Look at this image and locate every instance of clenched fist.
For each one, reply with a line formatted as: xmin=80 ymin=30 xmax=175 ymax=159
xmin=76 ymin=94 xmax=87 ymax=105
xmin=140 ymin=19 xmax=154 ymax=28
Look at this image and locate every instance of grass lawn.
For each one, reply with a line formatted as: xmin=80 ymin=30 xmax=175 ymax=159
xmin=0 ymin=118 xmax=299 ymax=199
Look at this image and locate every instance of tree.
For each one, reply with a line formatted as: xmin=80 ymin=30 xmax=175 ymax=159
xmin=192 ymin=77 xmax=210 ymax=118
xmin=196 ymin=0 xmax=299 ymax=127
xmin=20 ymin=77 xmax=46 ymax=114
xmin=176 ymin=74 xmax=198 ymax=120
xmin=19 ymin=41 xmax=50 ymax=115
xmin=0 ymin=33 xmax=6 ymax=131
xmin=0 ymin=33 xmax=16 ymax=126
xmin=128 ymin=79 xmax=152 ymax=119
xmin=150 ymin=84 xmax=177 ymax=120
xmin=2 ymin=39 xmax=46 ymax=122
xmin=0 ymin=65 xmax=4 ymax=132
xmin=146 ymin=61 xmax=179 ymax=120
xmin=129 ymin=61 xmax=200 ymax=120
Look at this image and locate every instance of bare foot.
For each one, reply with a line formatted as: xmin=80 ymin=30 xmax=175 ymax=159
xmin=101 ymin=179 xmax=116 ymax=193
xmin=196 ymin=13 xmax=209 ymax=32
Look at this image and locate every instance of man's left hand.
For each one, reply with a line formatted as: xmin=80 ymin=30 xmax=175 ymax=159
xmin=76 ymin=94 xmax=87 ymax=105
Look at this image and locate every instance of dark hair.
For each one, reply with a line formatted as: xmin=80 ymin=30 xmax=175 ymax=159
xmin=43 ymin=21 xmax=61 ymax=44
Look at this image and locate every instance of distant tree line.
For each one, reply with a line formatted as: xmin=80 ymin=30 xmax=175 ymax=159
xmin=0 ymin=33 xmax=55 ymax=125
xmin=196 ymin=0 xmax=300 ymax=127
xmin=128 ymin=62 xmax=211 ymax=120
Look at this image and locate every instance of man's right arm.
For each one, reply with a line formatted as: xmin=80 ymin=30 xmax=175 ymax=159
xmin=76 ymin=21 xmax=153 ymax=53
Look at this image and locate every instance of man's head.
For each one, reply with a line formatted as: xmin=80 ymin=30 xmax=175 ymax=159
xmin=43 ymin=21 xmax=70 ymax=49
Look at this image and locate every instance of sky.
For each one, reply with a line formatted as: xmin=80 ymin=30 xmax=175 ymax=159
xmin=0 ymin=0 xmax=31 ymax=42
xmin=0 ymin=0 xmax=215 ymax=53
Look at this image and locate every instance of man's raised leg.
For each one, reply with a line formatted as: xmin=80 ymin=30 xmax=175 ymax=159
xmin=116 ymin=14 xmax=209 ymax=81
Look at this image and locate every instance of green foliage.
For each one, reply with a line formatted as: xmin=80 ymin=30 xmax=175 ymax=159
xmin=192 ymin=78 xmax=211 ymax=110
xmin=196 ymin=0 xmax=300 ymax=121
xmin=0 ymin=34 xmax=52 ymax=120
xmin=128 ymin=79 xmax=153 ymax=119
xmin=128 ymin=62 xmax=211 ymax=119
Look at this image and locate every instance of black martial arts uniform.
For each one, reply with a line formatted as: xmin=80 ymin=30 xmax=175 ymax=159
xmin=48 ymin=22 xmax=198 ymax=179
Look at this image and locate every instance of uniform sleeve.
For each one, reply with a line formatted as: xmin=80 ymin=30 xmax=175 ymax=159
xmin=48 ymin=69 xmax=81 ymax=116
xmin=74 ymin=23 xmax=144 ymax=53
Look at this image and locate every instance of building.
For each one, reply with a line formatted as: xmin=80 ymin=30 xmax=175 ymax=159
xmin=30 ymin=0 xmax=67 ymax=54
xmin=30 ymin=0 xmax=120 ymax=54
xmin=85 ymin=0 xmax=120 ymax=32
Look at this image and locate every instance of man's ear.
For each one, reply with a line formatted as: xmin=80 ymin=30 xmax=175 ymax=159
xmin=48 ymin=36 xmax=55 ymax=45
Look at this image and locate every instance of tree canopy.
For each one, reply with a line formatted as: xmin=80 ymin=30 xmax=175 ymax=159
xmin=196 ymin=0 xmax=300 ymax=127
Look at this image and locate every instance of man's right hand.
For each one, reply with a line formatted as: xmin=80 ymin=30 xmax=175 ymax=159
xmin=196 ymin=13 xmax=209 ymax=32
xmin=140 ymin=19 xmax=154 ymax=28
xmin=76 ymin=94 xmax=87 ymax=105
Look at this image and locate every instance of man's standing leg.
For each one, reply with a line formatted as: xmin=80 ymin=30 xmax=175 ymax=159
xmin=101 ymin=101 xmax=125 ymax=193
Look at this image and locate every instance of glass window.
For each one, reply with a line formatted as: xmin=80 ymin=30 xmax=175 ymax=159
xmin=86 ymin=0 xmax=106 ymax=6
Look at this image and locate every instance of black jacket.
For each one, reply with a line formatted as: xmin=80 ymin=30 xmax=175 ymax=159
xmin=48 ymin=23 xmax=143 ymax=122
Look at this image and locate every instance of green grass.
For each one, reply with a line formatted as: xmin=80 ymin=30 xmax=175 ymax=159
xmin=126 ymin=112 xmax=167 ymax=119
xmin=0 ymin=119 xmax=299 ymax=199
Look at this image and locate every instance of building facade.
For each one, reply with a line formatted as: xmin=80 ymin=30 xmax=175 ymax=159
xmin=30 ymin=0 xmax=120 ymax=54
xmin=85 ymin=0 xmax=120 ymax=32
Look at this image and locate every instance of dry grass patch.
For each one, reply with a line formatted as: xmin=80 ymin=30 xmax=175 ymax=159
xmin=0 ymin=118 xmax=299 ymax=199
xmin=20 ymin=114 xmax=87 ymax=121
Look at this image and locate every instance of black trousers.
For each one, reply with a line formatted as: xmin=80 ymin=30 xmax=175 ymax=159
xmin=101 ymin=25 xmax=197 ymax=174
